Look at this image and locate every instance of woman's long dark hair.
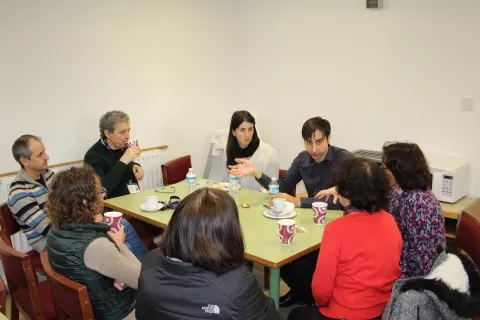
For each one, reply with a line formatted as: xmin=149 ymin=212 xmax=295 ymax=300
xmin=226 ymin=111 xmax=260 ymax=167
xmin=160 ymin=188 xmax=245 ymax=275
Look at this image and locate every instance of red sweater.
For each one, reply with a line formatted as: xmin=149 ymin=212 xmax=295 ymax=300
xmin=312 ymin=210 xmax=402 ymax=320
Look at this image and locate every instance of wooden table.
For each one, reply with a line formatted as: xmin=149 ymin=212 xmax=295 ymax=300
xmin=104 ymin=180 xmax=342 ymax=309
xmin=440 ymin=196 xmax=477 ymax=239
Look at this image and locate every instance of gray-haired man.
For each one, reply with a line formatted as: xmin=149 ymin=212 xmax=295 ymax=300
xmin=84 ymin=110 xmax=144 ymax=199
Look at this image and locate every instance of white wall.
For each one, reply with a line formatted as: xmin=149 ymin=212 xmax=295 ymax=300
xmin=0 ymin=0 xmax=240 ymax=175
xmin=1 ymin=0 xmax=480 ymax=195
xmin=238 ymin=0 xmax=480 ymax=195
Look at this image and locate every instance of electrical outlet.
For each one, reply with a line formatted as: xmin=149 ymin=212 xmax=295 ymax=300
xmin=460 ymin=97 xmax=475 ymax=111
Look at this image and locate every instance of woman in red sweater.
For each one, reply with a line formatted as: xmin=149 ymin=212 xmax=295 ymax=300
xmin=288 ymin=158 xmax=402 ymax=320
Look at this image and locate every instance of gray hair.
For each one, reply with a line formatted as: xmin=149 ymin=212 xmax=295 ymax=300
xmin=12 ymin=134 xmax=41 ymax=168
xmin=99 ymin=110 xmax=130 ymax=138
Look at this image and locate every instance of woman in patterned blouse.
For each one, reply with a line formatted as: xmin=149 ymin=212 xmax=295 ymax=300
xmin=382 ymin=142 xmax=446 ymax=278
xmin=315 ymin=142 xmax=446 ymax=278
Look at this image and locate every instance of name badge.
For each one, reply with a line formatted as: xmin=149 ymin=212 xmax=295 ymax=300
xmin=127 ymin=183 xmax=140 ymax=194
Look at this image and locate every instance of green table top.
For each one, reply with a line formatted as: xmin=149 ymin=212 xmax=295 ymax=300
xmin=104 ymin=180 xmax=343 ymax=268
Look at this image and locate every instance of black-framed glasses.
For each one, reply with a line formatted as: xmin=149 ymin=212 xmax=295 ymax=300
xmin=155 ymin=186 xmax=176 ymax=194
xmin=98 ymin=187 xmax=107 ymax=199
xmin=159 ymin=196 xmax=181 ymax=211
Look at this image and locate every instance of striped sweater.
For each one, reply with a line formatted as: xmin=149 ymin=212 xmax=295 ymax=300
xmin=7 ymin=168 xmax=54 ymax=252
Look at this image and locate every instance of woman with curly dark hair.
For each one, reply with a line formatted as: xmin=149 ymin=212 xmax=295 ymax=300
xmin=382 ymin=142 xmax=445 ymax=278
xmin=46 ymin=166 xmax=139 ymax=320
xmin=289 ymin=158 xmax=402 ymax=320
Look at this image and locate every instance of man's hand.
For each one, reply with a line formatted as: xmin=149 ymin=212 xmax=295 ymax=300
xmin=133 ymin=164 xmax=144 ymax=181
xmin=120 ymin=146 xmax=140 ymax=165
xmin=269 ymin=193 xmax=299 ymax=207
xmin=314 ymin=186 xmax=338 ymax=204
xmin=228 ymin=158 xmax=262 ymax=179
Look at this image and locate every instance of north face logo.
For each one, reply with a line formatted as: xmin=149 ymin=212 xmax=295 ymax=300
xmin=202 ymin=304 xmax=220 ymax=314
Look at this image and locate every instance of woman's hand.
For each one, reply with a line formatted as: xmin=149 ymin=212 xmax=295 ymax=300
xmin=228 ymin=158 xmax=262 ymax=178
xmin=314 ymin=186 xmax=338 ymax=204
xmin=107 ymin=224 xmax=126 ymax=247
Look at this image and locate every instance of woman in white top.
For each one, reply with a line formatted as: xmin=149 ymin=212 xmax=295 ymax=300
xmin=223 ymin=111 xmax=279 ymax=192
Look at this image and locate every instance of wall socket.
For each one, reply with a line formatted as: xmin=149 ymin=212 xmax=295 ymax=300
xmin=460 ymin=97 xmax=475 ymax=111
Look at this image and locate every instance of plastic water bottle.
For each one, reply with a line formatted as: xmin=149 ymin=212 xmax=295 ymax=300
xmin=186 ymin=168 xmax=196 ymax=195
xmin=229 ymin=174 xmax=240 ymax=199
xmin=268 ymin=177 xmax=280 ymax=196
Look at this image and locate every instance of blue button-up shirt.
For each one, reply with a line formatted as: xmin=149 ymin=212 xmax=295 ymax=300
xmin=256 ymin=145 xmax=352 ymax=209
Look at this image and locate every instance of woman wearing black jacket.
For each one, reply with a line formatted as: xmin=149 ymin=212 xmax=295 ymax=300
xmin=136 ymin=188 xmax=280 ymax=320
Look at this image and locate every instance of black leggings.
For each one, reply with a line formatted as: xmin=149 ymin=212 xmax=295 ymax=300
xmin=287 ymin=306 xmax=381 ymax=320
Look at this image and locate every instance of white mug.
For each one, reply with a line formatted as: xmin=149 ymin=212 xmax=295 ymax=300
xmin=272 ymin=198 xmax=286 ymax=212
xmin=145 ymin=196 xmax=158 ymax=209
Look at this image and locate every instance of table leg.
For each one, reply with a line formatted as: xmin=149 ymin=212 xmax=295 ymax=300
xmin=269 ymin=267 xmax=280 ymax=309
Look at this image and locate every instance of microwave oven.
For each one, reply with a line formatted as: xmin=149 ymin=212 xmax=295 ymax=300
xmin=351 ymin=149 xmax=470 ymax=203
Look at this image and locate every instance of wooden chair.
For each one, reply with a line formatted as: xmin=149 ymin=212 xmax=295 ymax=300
xmin=161 ymin=155 xmax=192 ymax=185
xmin=0 ymin=275 xmax=6 ymax=316
xmin=457 ymin=199 xmax=480 ymax=269
xmin=41 ymin=251 xmax=95 ymax=320
xmin=279 ymin=169 xmax=296 ymax=197
xmin=0 ymin=237 xmax=55 ymax=320
xmin=0 ymin=203 xmax=45 ymax=274
xmin=455 ymin=199 xmax=480 ymax=320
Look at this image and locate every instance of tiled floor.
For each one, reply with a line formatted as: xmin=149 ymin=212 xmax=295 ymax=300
xmin=4 ymin=263 xmax=298 ymax=320
xmin=252 ymin=263 xmax=305 ymax=320
xmin=5 ymin=295 xmax=26 ymax=320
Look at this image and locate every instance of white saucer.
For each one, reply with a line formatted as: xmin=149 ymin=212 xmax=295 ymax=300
xmin=140 ymin=203 xmax=164 ymax=212
xmin=263 ymin=210 xmax=296 ymax=219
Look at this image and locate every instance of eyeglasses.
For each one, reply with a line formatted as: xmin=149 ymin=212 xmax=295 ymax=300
xmin=98 ymin=187 xmax=107 ymax=199
xmin=159 ymin=196 xmax=181 ymax=211
xmin=155 ymin=186 xmax=176 ymax=194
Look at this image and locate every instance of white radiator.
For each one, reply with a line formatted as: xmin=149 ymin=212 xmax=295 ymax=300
xmin=0 ymin=148 xmax=166 ymax=204
xmin=136 ymin=148 xmax=166 ymax=191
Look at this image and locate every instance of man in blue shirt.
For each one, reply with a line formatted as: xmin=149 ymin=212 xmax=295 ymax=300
xmin=229 ymin=117 xmax=352 ymax=307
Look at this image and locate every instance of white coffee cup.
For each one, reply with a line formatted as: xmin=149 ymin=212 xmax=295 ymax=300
xmin=145 ymin=196 xmax=159 ymax=209
xmin=273 ymin=198 xmax=286 ymax=212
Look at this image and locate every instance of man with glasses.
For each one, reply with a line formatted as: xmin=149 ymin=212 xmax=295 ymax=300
xmin=8 ymin=134 xmax=148 ymax=261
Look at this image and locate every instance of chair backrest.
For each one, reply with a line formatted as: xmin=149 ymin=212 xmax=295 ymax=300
xmin=0 ymin=274 xmax=6 ymax=316
xmin=0 ymin=237 xmax=47 ymax=320
xmin=0 ymin=202 xmax=20 ymax=246
xmin=40 ymin=251 xmax=95 ymax=320
xmin=161 ymin=155 xmax=192 ymax=185
xmin=457 ymin=199 xmax=480 ymax=269
xmin=279 ymin=169 xmax=296 ymax=197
